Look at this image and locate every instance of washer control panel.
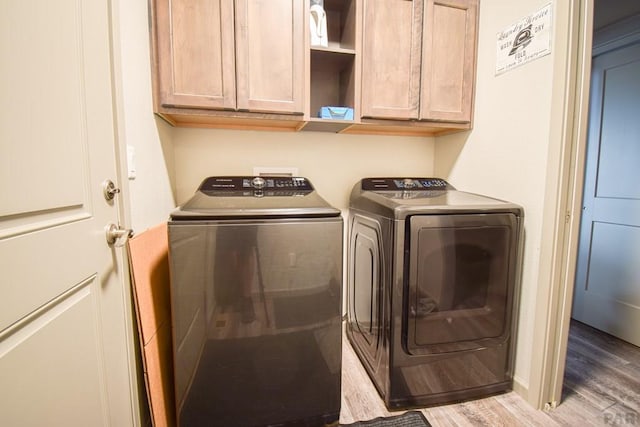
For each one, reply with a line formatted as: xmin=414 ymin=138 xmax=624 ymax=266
xmin=200 ymin=176 xmax=314 ymax=196
xmin=361 ymin=177 xmax=453 ymax=191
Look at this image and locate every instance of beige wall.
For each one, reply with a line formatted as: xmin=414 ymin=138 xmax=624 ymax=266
xmin=114 ymin=0 xmax=176 ymax=232
xmin=172 ymin=128 xmax=435 ymax=209
xmin=436 ymin=0 xmax=562 ymax=396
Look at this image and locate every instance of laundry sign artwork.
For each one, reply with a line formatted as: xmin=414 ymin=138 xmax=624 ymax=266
xmin=495 ymin=3 xmax=552 ymax=75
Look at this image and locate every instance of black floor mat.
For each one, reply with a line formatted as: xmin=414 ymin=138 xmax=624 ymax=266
xmin=340 ymin=411 xmax=432 ymax=427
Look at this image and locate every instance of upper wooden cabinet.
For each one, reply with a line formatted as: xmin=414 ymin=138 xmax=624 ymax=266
xmin=361 ymin=0 xmax=422 ymax=120
xmin=150 ymin=0 xmax=479 ymax=134
xmin=235 ymin=0 xmax=304 ymax=114
xmin=152 ymin=0 xmax=305 ymax=121
xmin=360 ymin=0 xmax=478 ymax=124
xmin=421 ymin=0 xmax=478 ymax=122
xmin=155 ymin=0 xmax=236 ymax=111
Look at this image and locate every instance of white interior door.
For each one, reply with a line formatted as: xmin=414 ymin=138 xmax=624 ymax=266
xmin=573 ymin=41 xmax=640 ymax=346
xmin=0 ymin=1 xmax=136 ymax=426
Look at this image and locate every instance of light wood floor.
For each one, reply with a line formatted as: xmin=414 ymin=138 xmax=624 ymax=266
xmin=340 ymin=320 xmax=640 ymax=426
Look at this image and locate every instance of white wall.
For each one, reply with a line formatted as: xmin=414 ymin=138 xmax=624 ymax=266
xmin=172 ymin=128 xmax=435 ymax=209
xmin=115 ymin=0 xmax=176 ymax=232
xmin=435 ymin=0 xmax=561 ymax=396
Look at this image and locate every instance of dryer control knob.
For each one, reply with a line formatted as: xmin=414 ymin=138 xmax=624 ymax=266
xmin=251 ymin=176 xmax=266 ymax=189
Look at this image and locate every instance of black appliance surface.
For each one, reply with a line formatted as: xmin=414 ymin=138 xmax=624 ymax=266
xmin=168 ymin=176 xmax=342 ymax=426
xmin=171 ymin=176 xmax=340 ymax=219
xmin=346 ymin=177 xmax=523 ymax=408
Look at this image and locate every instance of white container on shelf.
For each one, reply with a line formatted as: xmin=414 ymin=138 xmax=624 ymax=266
xmin=310 ymin=0 xmax=328 ymax=47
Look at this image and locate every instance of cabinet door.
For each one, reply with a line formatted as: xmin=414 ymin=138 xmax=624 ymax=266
xmin=155 ymin=0 xmax=236 ymax=110
xmin=235 ymin=0 xmax=304 ymax=114
xmin=361 ymin=0 xmax=423 ymax=120
xmin=420 ymin=0 xmax=478 ymax=122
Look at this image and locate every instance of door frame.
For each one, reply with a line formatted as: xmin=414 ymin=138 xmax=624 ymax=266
xmin=107 ymin=0 xmax=143 ymax=424
xmin=530 ymin=2 xmax=640 ymax=410
xmin=526 ymin=0 xmax=593 ymax=410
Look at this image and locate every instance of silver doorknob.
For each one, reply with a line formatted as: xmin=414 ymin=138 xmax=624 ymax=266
xmin=105 ymin=223 xmax=133 ymax=247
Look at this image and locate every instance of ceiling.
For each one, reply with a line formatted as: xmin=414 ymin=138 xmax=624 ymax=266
xmin=594 ymin=0 xmax=640 ymax=30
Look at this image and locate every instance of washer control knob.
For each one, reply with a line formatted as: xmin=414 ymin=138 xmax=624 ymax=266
xmin=251 ymin=176 xmax=266 ymax=189
xmin=403 ymin=178 xmax=415 ymax=189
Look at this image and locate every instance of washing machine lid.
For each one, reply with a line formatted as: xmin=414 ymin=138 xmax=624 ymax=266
xmin=171 ymin=176 xmax=341 ymax=220
xmin=350 ymin=178 xmax=523 ymax=219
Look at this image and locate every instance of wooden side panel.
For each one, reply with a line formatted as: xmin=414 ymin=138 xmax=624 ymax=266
xmin=155 ymin=0 xmax=236 ymax=110
xmin=360 ymin=0 xmax=422 ymax=120
xmin=235 ymin=0 xmax=304 ymax=114
xmin=420 ymin=0 xmax=478 ymax=122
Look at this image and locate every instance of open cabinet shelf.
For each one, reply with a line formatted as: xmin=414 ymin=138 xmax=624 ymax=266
xmin=306 ymin=0 xmax=358 ymax=132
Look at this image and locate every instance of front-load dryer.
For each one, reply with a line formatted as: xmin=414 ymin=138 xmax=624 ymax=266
xmin=346 ymin=178 xmax=523 ymax=409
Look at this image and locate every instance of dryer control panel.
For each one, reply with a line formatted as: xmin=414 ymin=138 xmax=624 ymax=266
xmin=361 ymin=178 xmax=453 ymax=191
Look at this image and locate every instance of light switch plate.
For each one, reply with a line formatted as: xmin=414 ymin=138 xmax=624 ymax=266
xmin=127 ymin=145 xmax=136 ymax=179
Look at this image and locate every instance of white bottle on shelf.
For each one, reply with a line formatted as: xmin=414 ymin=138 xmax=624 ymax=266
xmin=310 ymin=0 xmax=328 ymax=47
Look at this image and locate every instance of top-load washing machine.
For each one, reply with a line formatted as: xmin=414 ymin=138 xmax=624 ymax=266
xmin=168 ymin=176 xmax=342 ymax=427
xmin=346 ymin=178 xmax=523 ymax=409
